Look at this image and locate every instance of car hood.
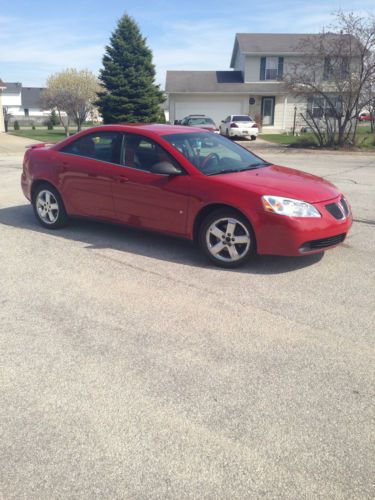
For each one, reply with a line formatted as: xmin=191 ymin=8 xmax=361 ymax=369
xmin=214 ymin=164 xmax=339 ymax=203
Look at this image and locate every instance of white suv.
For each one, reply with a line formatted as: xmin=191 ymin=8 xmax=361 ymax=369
xmin=219 ymin=115 xmax=258 ymax=140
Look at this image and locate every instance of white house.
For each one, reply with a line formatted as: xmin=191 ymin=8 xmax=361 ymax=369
xmin=2 ymin=82 xmax=50 ymax=125
xmin=166 ymin=33 xmax=346 ymax=133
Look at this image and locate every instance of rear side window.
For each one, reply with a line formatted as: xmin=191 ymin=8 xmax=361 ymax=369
xmin=61 ymin=132 xmax=123 ymax=165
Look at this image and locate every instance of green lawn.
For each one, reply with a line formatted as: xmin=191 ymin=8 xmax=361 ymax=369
xmin=260 ymin=124 xmax=374 ymax=149
xmin=9 ymin=127 xmax=79 ymax=144
xmin=260 ymin=133 xmax=316 ymax=145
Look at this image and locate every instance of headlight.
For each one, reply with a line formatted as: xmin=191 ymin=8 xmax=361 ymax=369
xmin=262 ymin=195 xmax=321 ymax=217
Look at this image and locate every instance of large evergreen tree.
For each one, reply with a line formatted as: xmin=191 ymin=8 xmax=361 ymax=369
xmin=97 ymin=14 xmax=165 ymax=123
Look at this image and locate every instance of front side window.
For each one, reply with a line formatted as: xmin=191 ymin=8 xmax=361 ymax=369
xmin=61 ymin=131 xmax=123 ymax=164
xmin=162 ymin=132 xmax=269 ymax=176
xmin=123 ymin=134 xmax=181 ymax=172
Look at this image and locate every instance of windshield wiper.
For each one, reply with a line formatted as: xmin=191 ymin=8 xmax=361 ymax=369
xmin=206 ymin=163 xmax=270 ymax=176
xmin=244 ymin=162 xmax=271 ymax=169
xmin=206 ymin=168 xmax=242 ymax=176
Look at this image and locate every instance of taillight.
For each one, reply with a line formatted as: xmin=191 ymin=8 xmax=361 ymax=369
xmin=230 ymin=123 xmax=238 ymax=128
xmin=252 ymin=123 xmax=258 ymax=128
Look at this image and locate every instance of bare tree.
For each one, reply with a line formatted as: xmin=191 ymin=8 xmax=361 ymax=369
xmin=40 ymin=88 xmax=71 ymax=136
xmin=41 ymin=69 xmax=101 ymax=136
xmin=283 ymin=12 xmax=375 ymax=147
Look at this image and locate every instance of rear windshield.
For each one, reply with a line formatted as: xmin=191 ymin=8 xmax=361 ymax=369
xmin=233 ymin=116 xmax=252 ymax=122
xmin=188 ymin=117 xmax=215 ymax=125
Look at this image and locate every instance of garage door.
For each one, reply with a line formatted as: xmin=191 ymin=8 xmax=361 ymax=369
xmin=175 ymin=100 xmax=243 ymax=127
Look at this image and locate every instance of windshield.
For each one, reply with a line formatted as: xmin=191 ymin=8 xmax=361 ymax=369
xmin=162 ymin=132 xmax=269 ymax=176
xmin=233 ymin=115 xmax=252 ymax=122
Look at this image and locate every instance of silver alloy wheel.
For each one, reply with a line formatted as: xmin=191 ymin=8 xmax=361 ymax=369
xmin=206 ymin=217 xmax=251 ymax=263
xmin=36 ymin=189 xmax=59 ymax=224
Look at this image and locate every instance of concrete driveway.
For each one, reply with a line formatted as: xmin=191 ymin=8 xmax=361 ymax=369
xmin=0 ymin=134 xmax=374 ymax=499
xmin=0 ymin=132 xmax=39 ymax=156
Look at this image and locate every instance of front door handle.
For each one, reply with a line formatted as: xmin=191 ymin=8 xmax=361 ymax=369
xmin=115 ymin=175 xmax=129 ymax=183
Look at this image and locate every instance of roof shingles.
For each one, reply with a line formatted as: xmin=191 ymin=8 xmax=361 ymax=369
xmin=166 ymin=70 xmax=286 ymax=94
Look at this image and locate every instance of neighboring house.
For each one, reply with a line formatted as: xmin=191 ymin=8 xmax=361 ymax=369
xmin=2 ymin=82 xmax=50 ymax=125
xmin=166 ymin=33 xmax=347 ymax=133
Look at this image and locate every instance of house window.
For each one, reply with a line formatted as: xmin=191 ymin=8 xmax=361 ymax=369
xmin=323 ymin=56 xmax=350 ymax=80
xmin=307 ymin=96 xmax=342 ymax=119
xmin=24 ymin=108 xmax=29 ymax=117
xmin=260 ymin=57 xmax=284 ymax=81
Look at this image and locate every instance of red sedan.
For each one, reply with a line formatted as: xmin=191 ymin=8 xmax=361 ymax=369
xmin=358 ymin=112 xmax=373 ymax=122
xmin=21 ymin=124 xmax=352 ymax=267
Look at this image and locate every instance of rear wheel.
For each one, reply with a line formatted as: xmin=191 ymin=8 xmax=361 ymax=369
xmin=32 ymin=184 xmax=68 ymax=229
xmin=199 ymin=209 xmax=255 ymax=268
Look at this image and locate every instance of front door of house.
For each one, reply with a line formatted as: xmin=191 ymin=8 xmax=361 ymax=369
xmin=262 ymin=97 xmax=275 ymax=126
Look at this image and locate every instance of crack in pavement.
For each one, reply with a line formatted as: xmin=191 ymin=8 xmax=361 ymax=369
xmin=353 ymin=218 xmax=375 ymax=227
xmin=322 ymin=162 xmax=375 ymax=179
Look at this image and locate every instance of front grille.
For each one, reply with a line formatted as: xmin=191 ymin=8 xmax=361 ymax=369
xmin=325 ymin=202 xmax=344 ymax=220
xmin=340 ymin=197 xmax=350 ymax=217
xmin=300 ymin=233 xmax=346 ymax=253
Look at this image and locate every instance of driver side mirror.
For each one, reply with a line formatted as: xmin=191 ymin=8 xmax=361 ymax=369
xmin=150 ymin=161 xmax=183 ymax=176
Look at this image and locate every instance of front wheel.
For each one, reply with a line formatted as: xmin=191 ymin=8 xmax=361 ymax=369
xmin=33 ymin=184 xmax=69 ymax=229
xmin=199 ymin=209 xmax=255 ymax=268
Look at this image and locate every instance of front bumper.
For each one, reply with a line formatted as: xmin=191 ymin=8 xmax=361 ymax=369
xmin=253 ymin=195 xmax=352 ymax=256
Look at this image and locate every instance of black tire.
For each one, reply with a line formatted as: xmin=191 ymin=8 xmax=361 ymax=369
xmin=32 ymin=183 xmax=69 ymax=229
xmin=251 ymin=135 xmax=257 ymax=141
xmin=199 ymin=208 xmax=256 ymax=268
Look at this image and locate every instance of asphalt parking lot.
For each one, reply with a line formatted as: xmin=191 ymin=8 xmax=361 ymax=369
xmin=1 ymin=135 xmax=374 ymax=499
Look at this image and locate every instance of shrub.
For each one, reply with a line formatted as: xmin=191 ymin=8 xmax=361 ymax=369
xmin=14 ymin=121 xmax=20 ymax=130
xmin=50 ymin=109 xmax=59 ymax=126
xmin=31 ymin=122 xmax=36 ymax=130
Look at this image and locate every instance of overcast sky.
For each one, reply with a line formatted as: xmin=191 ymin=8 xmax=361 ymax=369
xmin=1 ymin=0 xmax=374 ymax=88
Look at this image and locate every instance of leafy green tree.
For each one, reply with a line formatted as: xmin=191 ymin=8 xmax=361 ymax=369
xmin=97 ymin=14 xmax=164 ymax=123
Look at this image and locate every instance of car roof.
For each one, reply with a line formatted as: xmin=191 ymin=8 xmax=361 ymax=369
xmin=87 ymin=123 xmax=208 ymax=136
xmin=52 ymin=124 xmax=210 ymax=149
